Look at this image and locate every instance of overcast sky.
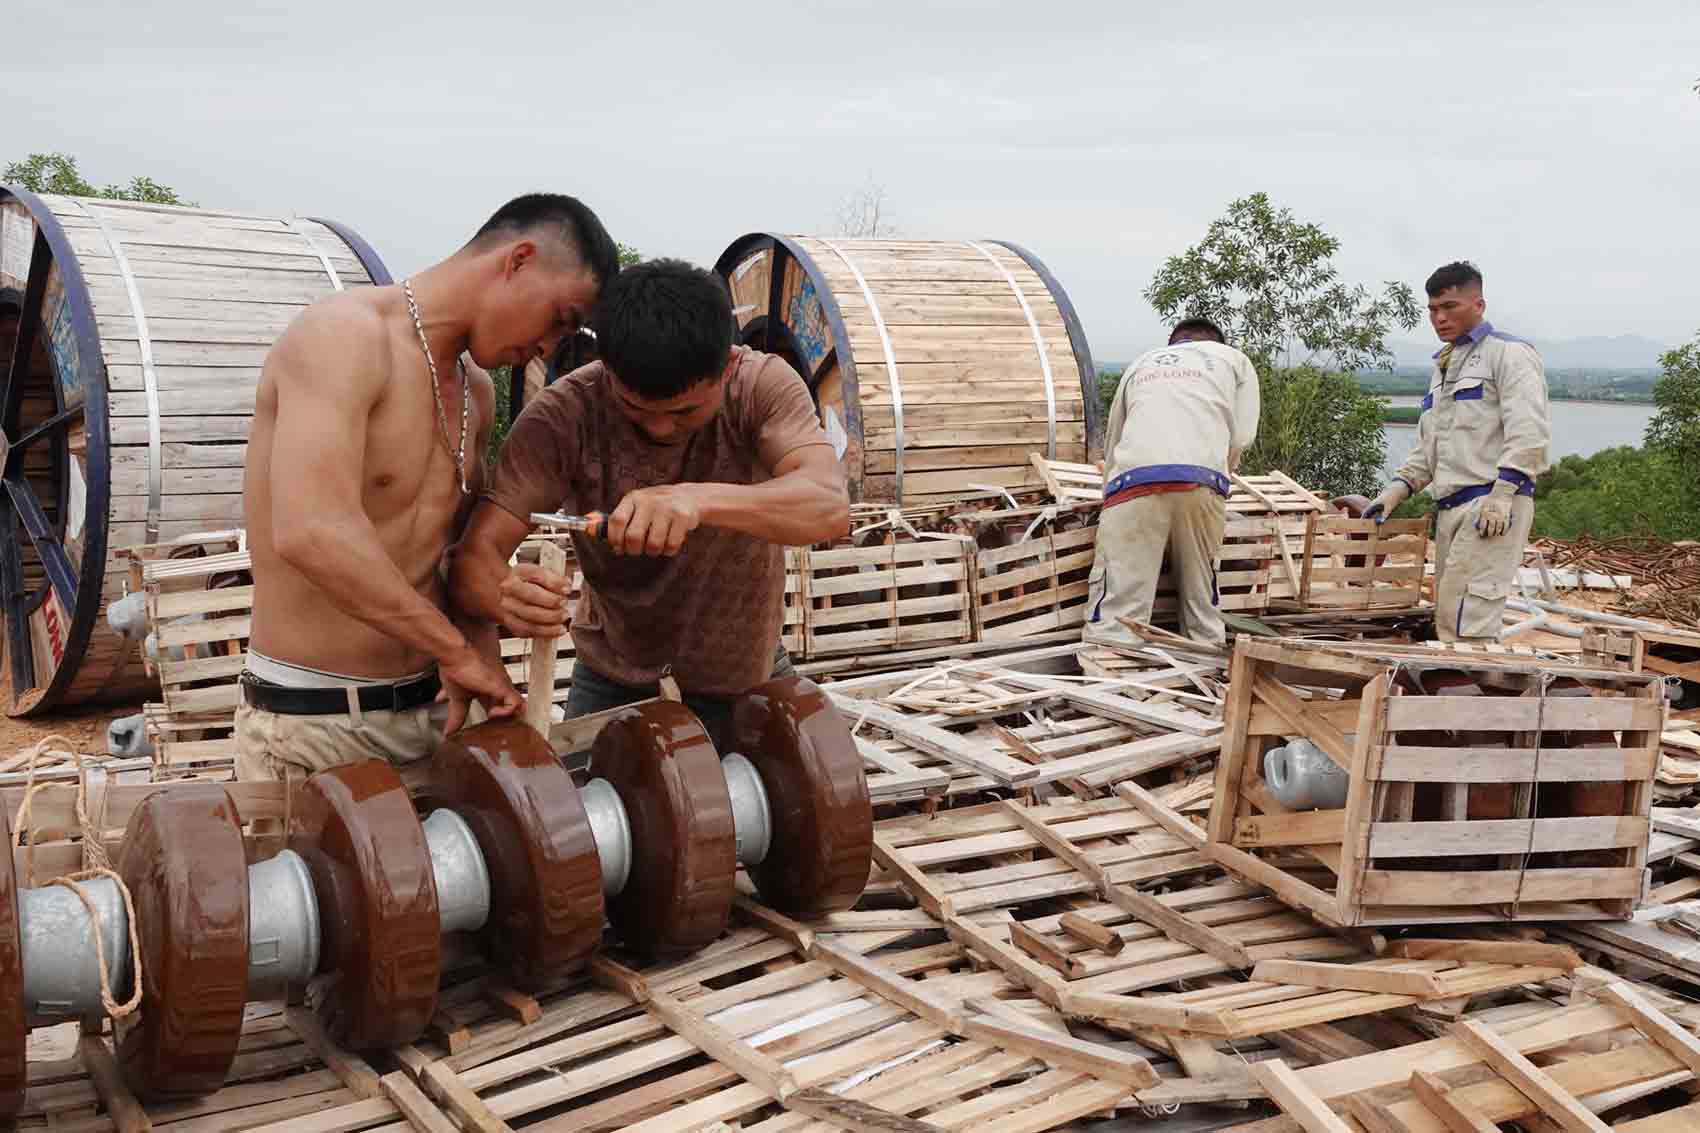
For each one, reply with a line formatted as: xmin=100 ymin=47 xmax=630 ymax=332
xmin=10 ymin=1 xmax=1698 ymax=364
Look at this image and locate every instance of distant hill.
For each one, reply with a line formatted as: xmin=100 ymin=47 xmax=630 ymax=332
xmin=1388 ymin=334 xmax=1673 ymax=370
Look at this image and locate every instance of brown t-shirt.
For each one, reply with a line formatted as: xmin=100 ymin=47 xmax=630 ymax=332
xmin=485 ymin=347 xmax=829 ymax=696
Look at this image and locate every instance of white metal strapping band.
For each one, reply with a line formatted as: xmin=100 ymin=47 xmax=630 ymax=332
xmin=816 ymin=238 xmax=905 ymax=504
xmin=287 ymin=217 xmax=344 ymax=291
xmin=968 ymin=240 xmax=1055 ymax=459
xmin=66 ymin=200 xmax=163 ymax=542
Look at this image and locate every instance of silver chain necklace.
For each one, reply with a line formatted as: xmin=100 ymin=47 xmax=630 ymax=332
xmin=402 ymin=278 xmax=470 ymax=495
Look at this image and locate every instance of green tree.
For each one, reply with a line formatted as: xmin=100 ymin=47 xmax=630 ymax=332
xmin=4 ymin=152 xmax=192 ymax=205
xmin=1529 ymin=446 xmax=1700 ymax=541
xmin=1645 ymin=332 xmax=1700 ymax=477
xmin=1145 ymin=192 xmax=1421 ymax=373
xmin=1238 ymin=366 xmax=1388 ymax=500
xmin=1140 ymin=193 xmax=1415 ymax=497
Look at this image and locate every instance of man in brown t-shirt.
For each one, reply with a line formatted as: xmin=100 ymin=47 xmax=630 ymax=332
xmin=450 ymin=258 xmax=849 ymax=745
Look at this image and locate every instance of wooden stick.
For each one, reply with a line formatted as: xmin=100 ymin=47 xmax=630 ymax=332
xmin=523 ymin=541 xmax=568 ymax=737
xmin=380 ymin=1069 xmax=461 ymax=1133
xmin=1594 ymin=981 xmax=1700 ymax=1075
xmin=1387 ymin=938 xmax=1582 ymax=971
xmin=286 ymin=1005 xmax=383 ymax=1099
xmin=79 ymin=1032 xmax=153 ymax=1133
xmin=1060 ymin=911 xmax=1125 ymax=956
xmin=1454 ymin=1020 xmax=1611 ymax=1133
xmin=1409 ymin=1068 xmax=1499 ymax=1133
xmin=1251 ymin=1059 xmax=1355 ymax=1133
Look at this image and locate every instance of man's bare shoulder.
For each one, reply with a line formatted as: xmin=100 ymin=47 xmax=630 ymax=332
xmin=269 ymin=288 xmax=391 ymax=384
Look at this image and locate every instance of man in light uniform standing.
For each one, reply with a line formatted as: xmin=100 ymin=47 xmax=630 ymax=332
xmin=1360 ymin=261 xmax=1551 ymax=641
xmin=1084 ymin=317 xmax=1260 ymax=646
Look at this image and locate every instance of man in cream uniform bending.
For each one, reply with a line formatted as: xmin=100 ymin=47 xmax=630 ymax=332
xmin=1084 ymin=317 xmax=1260 ymax=646
xmin=1360 ymin=261 xmax=1551 ymax=641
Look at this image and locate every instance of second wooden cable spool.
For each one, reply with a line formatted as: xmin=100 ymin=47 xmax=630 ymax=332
xmin=0 ymin=190 xmax=391 ymax=715
xmin=714 ymin=236 xmax=1101 ymax=504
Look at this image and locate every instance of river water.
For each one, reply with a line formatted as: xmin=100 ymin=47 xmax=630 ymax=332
xmin=1381 ymin=396 xmax=1655 ymax=477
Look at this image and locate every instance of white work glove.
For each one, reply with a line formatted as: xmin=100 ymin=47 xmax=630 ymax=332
xmin=1360 ymin=480 xmax=1410 ymax=524
xmin=1475 ymin=479 xmax=1517 ymax=538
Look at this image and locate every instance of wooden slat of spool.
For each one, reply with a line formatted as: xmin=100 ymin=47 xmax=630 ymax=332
xmin=0 ymin=190 xmax=391 ymax=715
xmin=714 ymin=234 xmax=1100 ymax=505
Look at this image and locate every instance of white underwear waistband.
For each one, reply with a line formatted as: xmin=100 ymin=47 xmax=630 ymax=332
xmin=245 ymin=649 xmax=436 ymax=691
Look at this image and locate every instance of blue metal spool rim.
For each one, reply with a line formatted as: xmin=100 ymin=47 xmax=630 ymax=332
xmin=0 ymin=185 xmax=113 ymax=713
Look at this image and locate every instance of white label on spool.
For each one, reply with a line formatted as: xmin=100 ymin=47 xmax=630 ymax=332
xmin=732 ymin=250 xmax=768 ymax=282
xmin=822 ymin=404 xmax=848 ymax=461
xmin=67 ymin=456 xmax=86 ymax=542
xmin=1 ymin=210 xmax=35 ymax=288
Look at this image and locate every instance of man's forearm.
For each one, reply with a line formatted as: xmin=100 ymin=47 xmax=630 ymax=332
xmin=447 ymin=540 xmax=511 ymax=626
xmin=278 ymin=518 xmax=467 ymax=661
xmin=696 ymin=474 xmax=848 ymax=546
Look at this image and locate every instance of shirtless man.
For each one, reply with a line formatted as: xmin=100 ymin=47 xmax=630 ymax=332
xmin=236 ymin=193 xmax=620 ymax=782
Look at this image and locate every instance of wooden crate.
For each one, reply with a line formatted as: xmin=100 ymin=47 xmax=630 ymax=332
xmin=799 ymin=535 xmax=976 ymax=658
xmin=1297 ymin=515 xmax=1428 ymax=610
xmin=972 ymin=521 xmax=1097 ymax=641
xmin=1206 ymin=637 xmax=1665 ymax=928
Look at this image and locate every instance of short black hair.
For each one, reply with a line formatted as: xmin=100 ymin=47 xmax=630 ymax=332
xmin=1425 ymin=261 xmax=1483 ymax=297
xmin=1169 ymin=317 xmax=1225 ymax=344
xmin=594 ymin=259 xmax=734 ymax=400
xmin=469 ymin=193 xmax=620 ymax=287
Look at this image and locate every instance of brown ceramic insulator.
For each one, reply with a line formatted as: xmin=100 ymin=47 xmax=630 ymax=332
xmin=588 ymin=702 xmax=736 ymax=959
xmin=730 ymin=676 xmax=873 ymax=917
xmin=1329 ymin=495 xmax=1373 ymax=518
xmin=116 ymin=784 xmax=248 ymax=1100
xmin=432 ymin=721 xmax=605 ymax=989
xmin=1540 ymin=679 xmax=1628 ymax=867
xmin=0 ymin=803 xmax=24 ymax=1117
xmin=290 ymin=759 xmax=440 ymax=1050
xmin=1396 ymin=671 xmax=1513 ymax=823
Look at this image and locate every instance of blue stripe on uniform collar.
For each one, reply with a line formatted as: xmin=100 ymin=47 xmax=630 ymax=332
xmin=1432 ymin=321 xmax=1493 ymax=359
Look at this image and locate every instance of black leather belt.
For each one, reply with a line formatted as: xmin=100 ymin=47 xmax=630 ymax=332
xmin=239 ymin=670 xmax=441 ymax=716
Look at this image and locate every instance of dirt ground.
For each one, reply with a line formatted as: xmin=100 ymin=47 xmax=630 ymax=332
xmin=0 ymin=697 xmax=146 ymax=756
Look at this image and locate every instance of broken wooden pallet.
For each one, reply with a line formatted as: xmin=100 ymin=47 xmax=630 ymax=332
xmin=1238 ymin=980 xmax=1700 ymax=1133
xmin=1070 ymin=950 xmax=1574 ymax=1040
xmin=280 ymin=923 xmax=1156 ymax=1132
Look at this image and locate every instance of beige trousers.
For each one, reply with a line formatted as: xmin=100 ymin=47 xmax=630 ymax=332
xmin=233 ymin=700 xmax=447 ymax=782
xmin=1433 ymin=494 xmax=1535 ymax=642
xmin=1084 ymin=488 xmax=1228 ymax=646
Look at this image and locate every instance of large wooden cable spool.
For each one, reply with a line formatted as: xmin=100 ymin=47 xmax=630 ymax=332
xmin=0 ymin=190 xmax=391 ymax=715
xmin=713 ymin=235 xmax=1100 ymax=504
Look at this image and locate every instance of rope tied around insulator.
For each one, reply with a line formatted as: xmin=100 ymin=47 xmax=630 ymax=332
xmin=13 ymin=736 xmax=145 ymax=1020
